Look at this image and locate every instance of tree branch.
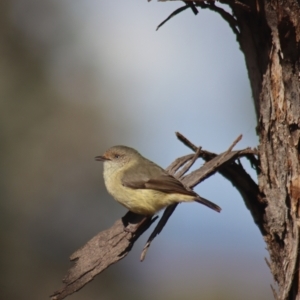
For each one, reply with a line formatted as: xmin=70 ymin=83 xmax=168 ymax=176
xmin=155 ymin=0 xmax=241 ymax=39
xmin=176 ymin=132 xmax=265 ymax=235
xmin=51 ymin=132 xmax=259 ymax=300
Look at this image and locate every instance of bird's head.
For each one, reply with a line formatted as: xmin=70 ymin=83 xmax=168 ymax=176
xmin=95 ymin=145 xmax=141 ymax=172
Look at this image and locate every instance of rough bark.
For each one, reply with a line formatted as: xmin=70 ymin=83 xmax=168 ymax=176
xmin=230 ymin=1 xmax=300 ymax=299
xmin=155 ymin=0 xmax=300 ymax=298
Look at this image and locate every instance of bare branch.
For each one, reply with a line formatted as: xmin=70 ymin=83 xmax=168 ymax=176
xmin=183 ymin=1 xmax=199 ymax=15
xmin=51 ymin=132 xmax=260 ymax=300
xmin=156 ymin=5 xmax=190 ymax=31
xmin=50 ymin=214 xmax=157 ymax=300
xmin=177 ymin=147 xmax=202 ymax=178
xmin=196 ymin=2 xmax=240 ymax=37
xmin=140 ymin=203 xmax=178 ymax=261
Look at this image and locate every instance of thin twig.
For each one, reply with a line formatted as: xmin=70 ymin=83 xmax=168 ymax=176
xmin=156 ymin=5 xmax=190 ymax=31
xmin=196 ymin=2 xmax=240 ymax=37
xmin=166 ymin=154 xmax=195 ymax=174
xmin=226 ymin=134 xmax=242 ymax=153
xmin=184 ymin=1 xmax=199 ymax=15
xmin=176 ymin=131 xmax=198 ymax=152
xmin=140 ymin=204 xmax=178 ymax=261
xmin=177 ymin=147 xmax=202 ymax=178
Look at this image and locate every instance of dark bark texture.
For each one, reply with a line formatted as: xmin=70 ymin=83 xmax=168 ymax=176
xmin=230 ymin=1 xmax=300 ymax=299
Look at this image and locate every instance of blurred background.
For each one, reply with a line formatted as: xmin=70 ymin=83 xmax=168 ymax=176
xmin=0 ymin=0 xmax=272 ymax=299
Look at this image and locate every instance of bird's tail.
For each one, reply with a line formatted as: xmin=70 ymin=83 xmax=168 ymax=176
xmin=195 ymin=197 xmax=221 ymax=212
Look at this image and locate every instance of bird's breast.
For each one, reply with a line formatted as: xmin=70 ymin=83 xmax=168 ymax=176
xmin=103 ymin=166 xmax=195 ymax=215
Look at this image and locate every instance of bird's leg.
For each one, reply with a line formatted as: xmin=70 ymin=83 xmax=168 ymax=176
xmin=122 ymin=211 xmax=154 ymax=233
xmin=124 ymin=216 xmax=152 ymax=233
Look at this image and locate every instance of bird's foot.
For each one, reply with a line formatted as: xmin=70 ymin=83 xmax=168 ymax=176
xmin=124 ymin=216 xmax=150 ymax=233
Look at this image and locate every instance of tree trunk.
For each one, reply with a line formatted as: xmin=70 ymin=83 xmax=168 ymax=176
xmin=230 ymin=1 xmax=300 ymax=299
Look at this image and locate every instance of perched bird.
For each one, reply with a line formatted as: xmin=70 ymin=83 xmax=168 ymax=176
xmin=95 ymin=145 xmax=221 ymax=216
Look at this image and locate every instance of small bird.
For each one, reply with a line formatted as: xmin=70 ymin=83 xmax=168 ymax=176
xmin=95 ymin=145 xmax=221 ymax=216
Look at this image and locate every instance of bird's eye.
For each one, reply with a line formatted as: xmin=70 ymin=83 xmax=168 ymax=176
xmin=114 ymin=154 xmax=120 ymax=159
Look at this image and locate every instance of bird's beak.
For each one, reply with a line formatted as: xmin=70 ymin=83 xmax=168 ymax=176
xmin=95 ymin=155 xmax=110 ymax=162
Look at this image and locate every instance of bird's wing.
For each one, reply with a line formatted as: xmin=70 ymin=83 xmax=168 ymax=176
xmin=123 ymin=174 xmax=197 ymax=196
xmin=122 ymin=161 xmax=197 ymax=197
xmin=122 ymin=160 xmax=221 ymax=212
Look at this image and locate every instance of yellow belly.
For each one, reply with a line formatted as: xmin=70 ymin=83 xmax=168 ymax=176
xmin=104 ymin=169 xmax=195 ymax=215
xmin=113 ymin=187 xmax=173 ymax=215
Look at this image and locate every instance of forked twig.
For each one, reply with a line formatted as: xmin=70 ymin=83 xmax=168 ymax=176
xmin=156 ymin=5 xmax=190 ymax=31
xmin=177 ymin=147 xmax=202 ymax=178
xmin=166 ymin=154 xmax=195 ymax=174
xmin=139 ymin=134 xmax=247 ymax=260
